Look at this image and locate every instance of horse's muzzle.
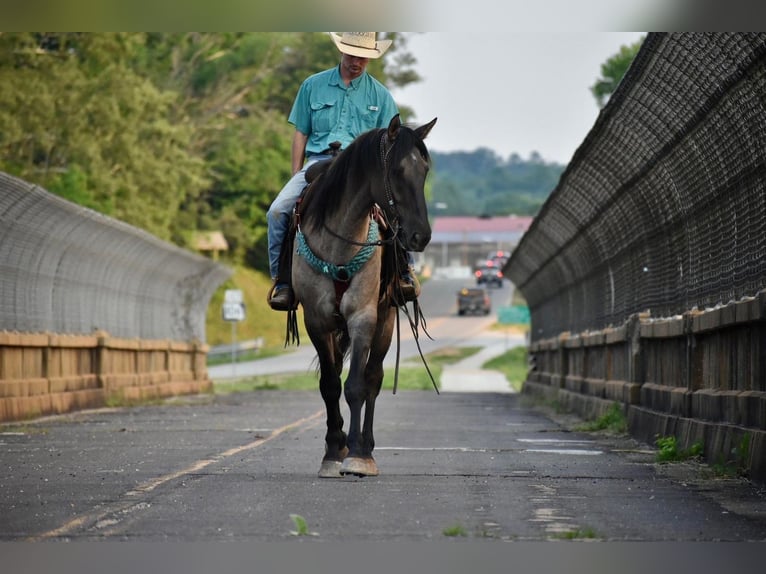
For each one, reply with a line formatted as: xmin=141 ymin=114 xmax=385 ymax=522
xmin=406 ymin=230 xmax=431 ymax=252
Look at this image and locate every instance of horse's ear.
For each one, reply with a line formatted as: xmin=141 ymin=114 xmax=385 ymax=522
xmin=415 ymin=117 xmax=437 ymax=141
xmin=387 ymin=113 xmax=401 ymax=141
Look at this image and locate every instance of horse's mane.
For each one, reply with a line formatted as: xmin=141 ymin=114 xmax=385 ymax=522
xmin=299 ymin=124 xmax=430 ymax=229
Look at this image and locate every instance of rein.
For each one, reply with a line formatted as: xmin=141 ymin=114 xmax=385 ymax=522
xmin=322 ymin=204 xmax=397 ymax=247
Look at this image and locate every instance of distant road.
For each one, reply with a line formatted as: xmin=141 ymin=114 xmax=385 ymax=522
xmin=208 ymin=277 xmax=519 ymax=380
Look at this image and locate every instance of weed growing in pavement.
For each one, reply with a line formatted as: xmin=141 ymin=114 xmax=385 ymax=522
xmin=712 ymin=433 xmax=751 ymax=477
xmin=655 ymin=435 xmax=704 ymax=463
xmin=442 ymin=523 xmax=467 ymax=537
xmin=553 ymin=527 xmax=597 ymax=540
xmin=104 ymin=395 xmax=165 ymax=409
xmin=289 ymin=513 xmax=318 ymax=537
xmin=0 ymin=424 xmax=48 ymax=435
xmin=576 ymin=402 xmax=628 ymax=434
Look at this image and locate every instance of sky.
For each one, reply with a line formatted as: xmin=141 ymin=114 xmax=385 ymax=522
xmin=391 ymin=32 xmax=646 ymax=166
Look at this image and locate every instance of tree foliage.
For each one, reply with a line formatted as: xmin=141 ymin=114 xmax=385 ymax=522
xmin=0 ymin=32 xmax=420 ymax=266
xmin=590 ymin=36 xmax=645 ymax=108
xmin=0 ymin=32 xmax=559 ymax=269
xmin=429 ymin=149 xmax=564 ymax=217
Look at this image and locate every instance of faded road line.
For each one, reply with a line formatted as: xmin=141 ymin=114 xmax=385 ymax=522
xmin=27 ymin=409 xmax=324 ymax=541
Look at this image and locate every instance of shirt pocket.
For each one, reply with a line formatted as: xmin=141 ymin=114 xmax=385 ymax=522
xmin=356 ymin=103 xmax=382 ymax=133
xmin=310 ymin=100 xmax=337 ymax=133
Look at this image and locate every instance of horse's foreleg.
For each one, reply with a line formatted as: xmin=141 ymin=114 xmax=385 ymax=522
xmin=359 ymin=309 xmax=395 ymax=462
xmin=360 ymin=358 xmax=384 ymax=455
xmin=340 ymin=322 xmax=379 ymax=477
xmin=340 ymin=309 xmax=393 ymax=478
xmin=311 ymin=332 xmax=347 ymax=478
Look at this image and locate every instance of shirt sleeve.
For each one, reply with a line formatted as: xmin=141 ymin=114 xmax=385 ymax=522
xmin=288 ymin=80 xmax=312 ymax=135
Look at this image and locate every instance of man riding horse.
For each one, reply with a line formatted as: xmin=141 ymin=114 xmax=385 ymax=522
xmin=266 ymin=32 xmax=420 ymax=311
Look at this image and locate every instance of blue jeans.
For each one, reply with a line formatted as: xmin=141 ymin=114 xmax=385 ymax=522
xmin=267 ymin=155 xmax=331 ymax=281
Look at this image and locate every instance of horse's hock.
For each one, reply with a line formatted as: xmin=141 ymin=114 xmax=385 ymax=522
xmin=506 ymin=33 xmax=766 ymax=482
xmin=0 ymin=172 xmax=231 ymax=422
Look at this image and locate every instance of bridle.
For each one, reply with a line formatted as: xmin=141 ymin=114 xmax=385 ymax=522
xmin=318 ymin=129 xmax=403 ymax=249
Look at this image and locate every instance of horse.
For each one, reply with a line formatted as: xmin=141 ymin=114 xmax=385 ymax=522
xmin=291 ymin=114 xmax=437 ymax=478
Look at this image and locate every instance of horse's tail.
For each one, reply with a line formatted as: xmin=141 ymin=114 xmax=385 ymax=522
xmin=334 ymin=328 xmax=351 ymax=366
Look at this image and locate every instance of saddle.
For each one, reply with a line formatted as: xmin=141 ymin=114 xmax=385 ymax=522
xmin=275 ymin=140 xmax=410 ymax=310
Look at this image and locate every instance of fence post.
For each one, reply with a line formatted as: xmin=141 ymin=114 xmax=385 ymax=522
xmin=94 ymin=330 xmax=110 ymax=397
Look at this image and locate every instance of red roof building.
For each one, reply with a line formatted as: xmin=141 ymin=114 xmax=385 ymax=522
xmin=422 ymin=215 xmax=534 ymax=272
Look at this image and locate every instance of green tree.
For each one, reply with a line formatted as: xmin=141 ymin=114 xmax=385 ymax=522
xmin=0 ymin=32 xmax=423 ymax=270
xmin=590 ymin=36 xmax=645 ymax=108
xmin=0 ymin=33 xmax=207 ymax=239
xmin=429 ymin=150 xmax=564 ymax=217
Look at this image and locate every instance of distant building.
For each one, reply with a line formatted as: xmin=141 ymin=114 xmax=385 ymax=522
xmin=193 ymin=231 xmax=229 ymax=261
xmin=423 ymin=215 xmax=533 ymax=272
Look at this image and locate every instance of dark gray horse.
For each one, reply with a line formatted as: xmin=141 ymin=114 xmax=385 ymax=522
xmin=292 ymin=114 xmax=437 ymax=477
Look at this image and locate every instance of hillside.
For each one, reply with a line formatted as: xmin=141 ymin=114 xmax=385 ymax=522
xmin=429 ymin=148 xmax=564 ymax=217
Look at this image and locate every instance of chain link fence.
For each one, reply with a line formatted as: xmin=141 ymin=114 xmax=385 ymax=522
xmin=507 ymin=33 xmax=766 ymax=341
xmin=0 ymin=171 xmax=231 ymax=342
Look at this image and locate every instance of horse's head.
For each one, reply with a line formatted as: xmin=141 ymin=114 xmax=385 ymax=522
xmin=380 ymin=114 xmax=437 ymax=252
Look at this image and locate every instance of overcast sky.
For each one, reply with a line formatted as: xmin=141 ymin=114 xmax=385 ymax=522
xmin=392 ymin=32 xmax=646 ymax=165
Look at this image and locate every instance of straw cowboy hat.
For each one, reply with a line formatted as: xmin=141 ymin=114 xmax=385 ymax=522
xmin=329 ymin=32 xmax=392 ymax=59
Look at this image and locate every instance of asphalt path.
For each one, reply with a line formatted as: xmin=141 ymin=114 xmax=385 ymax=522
xmin=3 ymin=390 xmax=766 ymax=543
xmin=3 ymin=277 xmax=766 ymax=547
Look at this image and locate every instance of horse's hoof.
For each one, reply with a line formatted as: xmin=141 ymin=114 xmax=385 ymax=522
xmin=340 ymin=456 xmax=378 ymax=477
xmin=318 ymin=460 xmax=344 ymax=478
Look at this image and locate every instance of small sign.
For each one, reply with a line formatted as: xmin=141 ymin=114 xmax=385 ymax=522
xmin=222 ymin=290 xmax=246 ymax=322
xmin=497 ymin=305 xmax=530 ymax=325
xmin=222 ymin=302 xmax=246 ymax=322
xmin=224 ymin=289 xmax=243 ymax=303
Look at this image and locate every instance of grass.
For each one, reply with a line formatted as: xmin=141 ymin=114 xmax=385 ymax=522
xmin=205 ymin=265 xmax=309 ymax=352
xmin=552 ymin=527 xmax=597 ymax=540
xmin=104 ymin=394 xmax=169 ymax=409
xmin=0 ymin=424 xmax=48 ymax=435
xmin=289 ymin=513 xmax=318 ymax=537
xmin=712 ymin=433 xmax=751 ymax=477
xmin=655 ymin=435 xmax=704 ymax=463
xmin=442 ymin=524 xmax=467 ymax=537
xmin=212 ymin=346 xmax=482 ymax=394
xmin=482 ymin=345 xmax=529 ymax=392
xmin=576 ymin=402 xmax=628 ymax=434
xmin=207 ymin=346 xmax=287 ymax=367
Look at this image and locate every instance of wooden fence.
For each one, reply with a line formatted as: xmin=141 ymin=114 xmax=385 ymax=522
xmin=524 ymin=291 xmax=766 ymax=481
xmin=0 ymin=330 xmax=210 ymax=422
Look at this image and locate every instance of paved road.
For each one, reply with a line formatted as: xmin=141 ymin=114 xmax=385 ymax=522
xmin=3 ymin=277 xmax=766 ymax=546
xmin=3 ymin=384 xmax=766 ymax=542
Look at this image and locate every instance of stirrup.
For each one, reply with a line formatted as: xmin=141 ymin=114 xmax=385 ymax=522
xmin=391 ymin=274 xmax=420 ymax=306
xmin=268 ymin=283 xmax=295 ymax=311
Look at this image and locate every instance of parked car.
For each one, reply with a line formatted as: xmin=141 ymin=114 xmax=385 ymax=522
xmin=475 ymin=265 xmax=503 ymax=287
xmin=457 ymin=287 xmax=491 ymax=316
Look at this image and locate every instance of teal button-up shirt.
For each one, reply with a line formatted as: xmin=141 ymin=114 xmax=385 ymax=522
xmin=288 ymin=65 xmax=399 ymax=157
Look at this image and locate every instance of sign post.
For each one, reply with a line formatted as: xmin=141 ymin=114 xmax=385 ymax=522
xmin=222 ymin=289 xmax=246 ymax=375
xmin=497 ymin=305 xmax=530 ymax=350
